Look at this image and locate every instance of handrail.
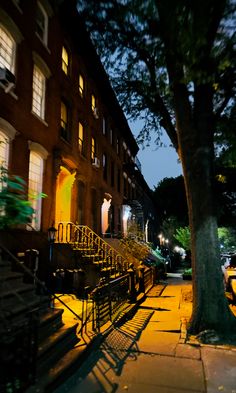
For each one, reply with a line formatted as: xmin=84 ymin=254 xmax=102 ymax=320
xmin=0 ymin=243 xmax=83 ymax=322
xmin=56 ymin=222 xmax=129 ymax=274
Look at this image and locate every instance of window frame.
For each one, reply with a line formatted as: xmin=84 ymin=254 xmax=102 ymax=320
xmin=60 ymin=100 xmax=70 ymax=141
xmin=35 ymin=1 xmax=48 ymax=46
xmin=32 ymin=64 xmax=46 ymax=120
xmin=0 ymin=131 xmax=9 ymax=169
xmin=78 ymin=121 xmax=84 ymax=155
xmin=0 ymin=24 xmax=16 ymax=73
xmin=62 ymin=46 xmax=69 ymax=75
xmin=91 ymin=136 xmax=96 ymax=161
xmin=79 ymin=74 xmax=84 ymax=97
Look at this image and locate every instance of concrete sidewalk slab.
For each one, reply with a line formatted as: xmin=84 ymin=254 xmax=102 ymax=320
xmin=201 ymin=347 xmax=236 ymax=393
xmin=107 ymin=352 xmax=205 ymax=393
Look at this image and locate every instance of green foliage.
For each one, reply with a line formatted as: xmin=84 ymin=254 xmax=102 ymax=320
xmin=119 ymin=222 xmax=150 ymax=264
xmin=174 ymin=226 xmax=191 ymax=250
xmin=0 ymin=166 xmax=46 ymax=229
xmin=218 ymin=227 xmax=236 ymax=252
xmin=78 ymin=0 xmax=236 ymax=150
xmin=153 ymin=175 xmax=188 ymax=227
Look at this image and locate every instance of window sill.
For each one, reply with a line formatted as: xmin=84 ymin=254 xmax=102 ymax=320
xmin=35 ymin=33 xmax=51 ymax=55
xmin=31 ymin=111 xmax=48 ymax=126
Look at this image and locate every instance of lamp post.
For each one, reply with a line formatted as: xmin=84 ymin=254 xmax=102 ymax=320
xmin=48 ymin=225 xmax=57 ymax=264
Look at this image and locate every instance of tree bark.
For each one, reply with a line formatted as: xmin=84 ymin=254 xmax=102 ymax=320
xmin=175 ymin=86 xmax=236 ymax=334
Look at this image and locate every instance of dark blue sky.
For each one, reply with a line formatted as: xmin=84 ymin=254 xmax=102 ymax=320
xmin=130 ymin=122 xmax=182 ymax=190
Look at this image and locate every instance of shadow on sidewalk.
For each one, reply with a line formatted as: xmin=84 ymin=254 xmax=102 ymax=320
xmin=55 ymin=309 xmax=154 ymax=393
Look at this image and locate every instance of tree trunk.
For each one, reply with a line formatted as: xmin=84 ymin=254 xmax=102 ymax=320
xmin=176 ymin=89 xmax=236 ymax=334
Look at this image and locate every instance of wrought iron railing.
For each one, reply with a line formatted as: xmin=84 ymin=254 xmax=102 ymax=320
xmin=56 ymin=222 xmax=129 ymax=277
xmin=90 ymin=274 xmax=130 ymax=331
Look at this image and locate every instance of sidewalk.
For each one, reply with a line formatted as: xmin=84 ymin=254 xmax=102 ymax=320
xmin=54 ymin=273 xmax=236 ymax=393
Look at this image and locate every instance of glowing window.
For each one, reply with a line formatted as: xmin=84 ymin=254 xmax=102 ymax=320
xmin=91 ymin=94 xmax=96 ymax=112
xmin=61 ymin=101 xmax=70 ymax=140
xmin=78 ymin=122 xmax=84 ymax=154
xmin=0 ymin=25 xmax=15 ymax=72
xmin=62 ymin=46 xmax=69 ymax=75
xmin=28 ymin=151 xmax=43 ymax=230
xmin=32 ymin=65 xmax=46 ymax=119
xmin=91 ymin=137 xmax=96 ymax=160
xmin=36 ymin=2 xmax=48 ymax=45
xmin=79 ymin=74 xmax=84 ymax=97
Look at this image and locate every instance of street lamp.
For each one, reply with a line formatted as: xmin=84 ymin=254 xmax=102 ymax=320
xmin=158 ymin=233 xmax=163 ymax=246
xmin=48 ymin=225 xmax=57 ymax=264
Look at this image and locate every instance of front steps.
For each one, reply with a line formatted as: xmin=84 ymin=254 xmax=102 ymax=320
xmin=0 ymin=252 xmax=85 ymax=392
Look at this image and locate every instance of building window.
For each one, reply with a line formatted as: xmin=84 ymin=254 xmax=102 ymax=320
xmin=61 ymin=101 xmax=69 ymax=141
xmin=102 ymin=117 xmax=106 ymax=135
xmin=35 ymin=1 xmax=48 ymax=45
xmin=0 ymin=25 xmax=15 ymax=73
xmin=32 ymin=65 xmax=46 ymax=119
xmin=91 ymin=94 xmax=96 ymax=112
xmin=116 ymin=137 xmax=120 ymax=155
xmin=79 ymin=74 xmax=84 ymax=97
xmin=62 ymin=46 xmax=69 ymax=75
xmin=102 ymin=153 xmax=107 ymax=181
xmin=28 ymin=151 xmax=43 ymax=230
xmin=91 ymin=137 xmax=96 ymax=161
xmin=110 ymin=128 xmax=113 ymax=145
xmin=0 ymin=131 xmax=9 ymax=168
xmin=78 ymin=122 xmax=84 ymax=154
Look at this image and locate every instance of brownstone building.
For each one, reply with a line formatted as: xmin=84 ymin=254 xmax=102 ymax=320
xmin=0 ymin=0 xmax=158 ymax=250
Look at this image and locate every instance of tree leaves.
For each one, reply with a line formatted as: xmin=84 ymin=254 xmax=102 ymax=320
xmin=0 ymin=166 xmax=46 ymax=229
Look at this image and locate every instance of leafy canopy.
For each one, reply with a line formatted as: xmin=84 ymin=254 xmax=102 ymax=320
xmin=78 ymin=0 xmax=236 ymax=149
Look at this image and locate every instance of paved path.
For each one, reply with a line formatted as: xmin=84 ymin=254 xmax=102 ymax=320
xmin=53 ymin=275 xmax=236 ymax=393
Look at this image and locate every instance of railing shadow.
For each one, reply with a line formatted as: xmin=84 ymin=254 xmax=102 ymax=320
xmin=55 ymin=308 xmax=153 ymax=393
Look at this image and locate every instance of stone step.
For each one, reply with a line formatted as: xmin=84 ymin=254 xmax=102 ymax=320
xmin=0 ymin=282 xmax=37 ymax=306
xmin=0 ymin=259 xmax=12 ymax=272
xmin=38 ymin=308 xmax=64 ymax=341
xmin=37 ymin=322 xmax=80 ymax=375
xmin=0 ymin=270 xmax=24 ymax=286
xmin=26 ymin=337 xmax=95 ymax=393
xmin=1 ymin=295 xmax=50 ymax=324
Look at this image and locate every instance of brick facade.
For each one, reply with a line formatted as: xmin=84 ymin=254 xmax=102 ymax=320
xmin=0 ymin=0 xmax=158 ymax=244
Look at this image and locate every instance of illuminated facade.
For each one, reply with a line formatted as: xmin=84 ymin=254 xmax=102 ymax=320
xmin=0 ymin=0 xmax=157 ymax=244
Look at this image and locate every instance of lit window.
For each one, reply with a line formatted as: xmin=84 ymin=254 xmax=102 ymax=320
xmin=32 ymin=65 xmax=46 ymax=119
xmin=0 ymin=131 xmax=9 ymax=168
xmin=28 ymin=151 xmax=43 ymax=230
xmin=0 ymin=25 xmax=15 ymax=73
xmin=61 ymin=101 xmax=69 ymax=140
xmin=91 ymin=94 xmax=96 ymax=112
xmin=78 ymin=122 xmax=84 ymax=154
xmin=62 ymin=46 xmax=69 ymax=75
xmin=79 ymin=74 xmax=84 ymax=97
xmin=91 ymin=137 xmax=96 ymax=160
xmin=35 ymin=1 xmax=48 ymax=45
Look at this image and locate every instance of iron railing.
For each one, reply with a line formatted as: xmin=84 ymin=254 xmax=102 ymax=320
xmin=56 ymin=222 xmax=129 ymax=277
